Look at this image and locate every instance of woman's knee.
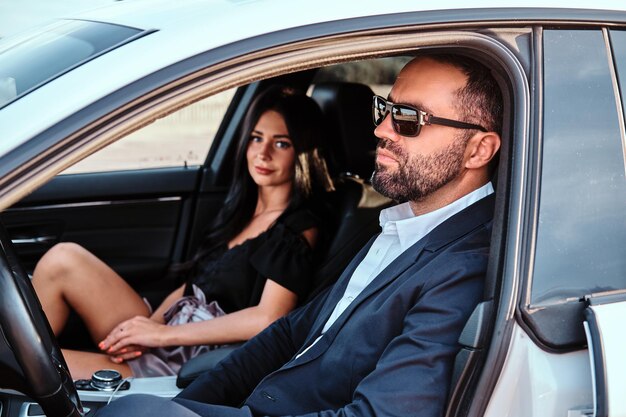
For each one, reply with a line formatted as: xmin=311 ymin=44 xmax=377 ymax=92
xmin=34 ymin=242 xmax=91 ymax=281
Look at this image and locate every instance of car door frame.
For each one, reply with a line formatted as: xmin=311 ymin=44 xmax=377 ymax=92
xmin=0 ymin=10 xmax=534 ymax=414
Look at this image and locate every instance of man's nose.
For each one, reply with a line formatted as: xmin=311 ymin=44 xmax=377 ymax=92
xmin=374 ymin=113 xmax=400 ymax=142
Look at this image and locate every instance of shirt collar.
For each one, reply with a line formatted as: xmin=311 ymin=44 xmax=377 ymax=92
xmin=379 ymin=182 xmax=495 ymax=251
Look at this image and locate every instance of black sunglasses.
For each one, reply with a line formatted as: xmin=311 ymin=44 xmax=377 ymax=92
xmin=372 ymin=95 xmax=487 ymax=137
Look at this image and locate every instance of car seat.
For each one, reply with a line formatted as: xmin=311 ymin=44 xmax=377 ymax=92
xmin=304 ymin=81 xmax=393 ymax=300
xmin=309 ymin=81 xmax=378 ymax=180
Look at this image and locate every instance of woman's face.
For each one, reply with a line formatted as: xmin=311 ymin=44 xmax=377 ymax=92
xmin=247 ymin=110 xmax=296 ymax=189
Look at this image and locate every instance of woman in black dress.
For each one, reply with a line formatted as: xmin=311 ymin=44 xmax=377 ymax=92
xmin=31 ymin=86 xmax=334 ymax=379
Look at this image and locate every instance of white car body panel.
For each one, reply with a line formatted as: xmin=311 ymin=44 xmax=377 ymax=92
xmin=485 ymin=323 xmax=593 ymax=417
xmin=585 ymin=299 xmax=626 ymax=417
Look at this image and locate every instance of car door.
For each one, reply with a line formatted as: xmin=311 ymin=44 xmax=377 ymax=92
xmin=581 ymin=27 xmax=626 ymax=417
xmin=481 ymin=25 xmax=626 ymax=417
xmin=0 ymin=86 xmax=244 ymax=326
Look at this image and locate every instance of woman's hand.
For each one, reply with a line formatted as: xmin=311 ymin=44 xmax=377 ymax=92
xmin=107 ymin=344 xmax=147 ymax=363
xmin=99 ymin=316 xmax=171 ymax=357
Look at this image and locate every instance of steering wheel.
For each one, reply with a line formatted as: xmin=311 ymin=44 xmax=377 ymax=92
xmin=0 ymin=223 xmax=83 ymax=417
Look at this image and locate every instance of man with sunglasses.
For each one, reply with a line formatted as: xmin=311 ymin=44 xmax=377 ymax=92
xmin=97 ymin=53 xmax=502 ymax=417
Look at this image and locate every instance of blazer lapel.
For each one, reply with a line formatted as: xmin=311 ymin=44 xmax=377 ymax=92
xmin=285 ymin=242 xmax=425 ymax=369
xmin=315 ymin=237 xmax=427 ymax=337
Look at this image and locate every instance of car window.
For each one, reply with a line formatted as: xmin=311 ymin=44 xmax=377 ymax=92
xmin=61 ymin=88 xmax=237 ymax=174
xmin=0 ymin=20 xmax=144 ymax=108
xmin=310 ymin=56 xmax=412 ymax=97
xmin=531 ymin=29 xmax=626 ymax=306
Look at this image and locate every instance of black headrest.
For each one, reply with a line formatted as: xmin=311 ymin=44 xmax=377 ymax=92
xmin=311 ymin=82 xmax=378 ymax=180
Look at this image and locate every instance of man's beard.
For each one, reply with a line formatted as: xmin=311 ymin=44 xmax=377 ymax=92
xmin=371 ymin=135 xmax=467 ymax=202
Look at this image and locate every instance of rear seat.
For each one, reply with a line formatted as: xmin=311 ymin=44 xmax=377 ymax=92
xmin=176 ymin=82 xmax=391 ymax=387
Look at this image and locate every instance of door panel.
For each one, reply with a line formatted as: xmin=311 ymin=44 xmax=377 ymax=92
xmin=0 ymin=167 xmax=202 ymax=294
xmin=4 ymin=198 xmax=179 ymax=284
xmin=524 ymin=28 xmax=626 ymax=350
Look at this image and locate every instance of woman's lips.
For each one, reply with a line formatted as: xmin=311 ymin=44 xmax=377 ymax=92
xmin=254 ymin=166 xmax=274 ymax=175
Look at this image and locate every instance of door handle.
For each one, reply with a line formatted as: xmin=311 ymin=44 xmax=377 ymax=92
xmin=11 ymin=236 xmax=56 ymax=246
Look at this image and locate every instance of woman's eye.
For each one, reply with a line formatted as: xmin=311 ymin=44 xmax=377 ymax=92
xmin=250 ymin=135 xmax=263 ymax=143
xmin=275 ymin=140 xmax=292 ymax=149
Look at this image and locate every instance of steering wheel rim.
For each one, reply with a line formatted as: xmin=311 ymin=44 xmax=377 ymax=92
xmin=0 ymin=224 xmax=82 ymax=417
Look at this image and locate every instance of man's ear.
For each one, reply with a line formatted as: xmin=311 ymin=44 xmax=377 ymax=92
xmin=465 ymin=132 xmax=501 ymax=170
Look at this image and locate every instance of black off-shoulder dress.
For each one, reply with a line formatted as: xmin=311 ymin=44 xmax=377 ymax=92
xmin=128 ymin=206 xmax=320 ymax=377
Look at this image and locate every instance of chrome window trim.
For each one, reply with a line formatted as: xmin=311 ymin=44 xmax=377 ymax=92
xmin=4 ymin=196 xmax=181 ymax=212
xmin=605 ymin=28 xmax=626 ymax=176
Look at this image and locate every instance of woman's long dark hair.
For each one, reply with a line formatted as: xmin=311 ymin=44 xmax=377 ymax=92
xmin=173 ymin=85 xmax=333 ymax=279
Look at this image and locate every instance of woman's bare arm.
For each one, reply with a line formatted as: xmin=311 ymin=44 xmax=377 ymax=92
xmin=100 ymin=279 xmax=297 ymax=350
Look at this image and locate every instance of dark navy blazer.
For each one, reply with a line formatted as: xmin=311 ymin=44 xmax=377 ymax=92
xmin=176 ymin=194 xmax=495 ymax=417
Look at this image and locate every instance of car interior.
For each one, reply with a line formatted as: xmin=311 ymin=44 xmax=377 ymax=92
xmin=0 ymin=43 xmax=517 ymax=417
xmin=0 ymin=57 xmax=404 ymax=372
xmin=8 ymin=14 xmax=626 ymax=417
xmin=176 ymin=79 xmax=395 ymax=386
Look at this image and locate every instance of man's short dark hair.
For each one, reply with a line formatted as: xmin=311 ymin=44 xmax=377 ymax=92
xmin=425 ymin=53 xmax=503 ymax=136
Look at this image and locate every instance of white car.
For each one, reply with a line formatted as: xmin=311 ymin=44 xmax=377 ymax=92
xmin=0 ymin=1 xmax=625 ymax=416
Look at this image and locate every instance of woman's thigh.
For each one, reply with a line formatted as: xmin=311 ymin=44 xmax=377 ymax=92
xmin=35 ymin=242 xmax=151 ymax=341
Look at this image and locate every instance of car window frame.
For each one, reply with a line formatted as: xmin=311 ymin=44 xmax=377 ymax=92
xmin=0 ymin=15 xmax=532 ymax=417
xmin=517 ymin=25 xmax=626 ymax=353
xmin=0 ymin=10 xmax=539 ymax=211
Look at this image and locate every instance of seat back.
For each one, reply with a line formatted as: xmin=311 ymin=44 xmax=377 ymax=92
xmin=305 ymin=82 xmax=392 ymax=301
xmin=306 ymin=177 xmax=390 ymax=301
xmin=311 ymin=82 xmax=378 ymax=180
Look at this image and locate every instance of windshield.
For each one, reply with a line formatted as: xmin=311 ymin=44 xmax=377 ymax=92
xmin=0 ymin=20 xmax=145 ymax=109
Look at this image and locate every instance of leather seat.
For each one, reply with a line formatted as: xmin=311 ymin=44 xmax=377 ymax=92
xmin=176 ymin=82 xmax=391 ymax=387
xmin=305 ymin=82 xmax=391 ymax=300
xmin=310 ymin=81 xmax=378 ymax=180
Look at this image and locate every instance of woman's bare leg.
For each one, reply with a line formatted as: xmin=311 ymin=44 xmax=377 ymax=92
xmin=32 ymin=242 xmax=151 ymax=344
xmin=62 ymin=349 xmax=132 ymax=380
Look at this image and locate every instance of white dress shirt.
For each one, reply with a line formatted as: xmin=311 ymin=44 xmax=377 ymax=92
xmin=296 ymin=182 xmax=494 ymax=358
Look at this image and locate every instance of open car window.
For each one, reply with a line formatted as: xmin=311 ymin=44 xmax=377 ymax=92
xmin=310 ymin=56 xmax=412 ymax=98
xmin=61 ymin=87 xmax=237 ymax=174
